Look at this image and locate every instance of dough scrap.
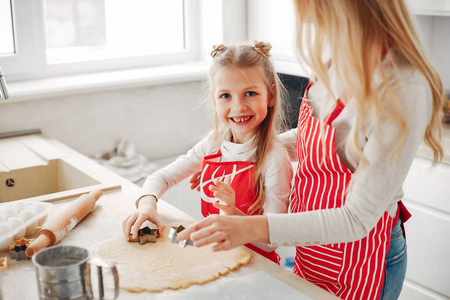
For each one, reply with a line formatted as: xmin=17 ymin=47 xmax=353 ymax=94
xmin=92 ymin=230 xmax=251 ymax=293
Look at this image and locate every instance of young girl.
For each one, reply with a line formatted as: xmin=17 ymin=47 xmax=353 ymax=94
xmin=178 ymin=1 xmax=444 ymax=299
xmin=122 ymin=41 xmax=293 ymax=264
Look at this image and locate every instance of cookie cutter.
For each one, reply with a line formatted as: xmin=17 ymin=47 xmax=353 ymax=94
xmin=129 ymin=226 xmax=160 ymax=245
xmin=9 ymin=238 xmax=32 ymax=261
xmin=168 ymin=225 xmax=194 ymax=248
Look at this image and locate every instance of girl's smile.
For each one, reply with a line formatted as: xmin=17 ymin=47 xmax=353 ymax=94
xmin=212 ymin=66 xmax=273 ymax=144
xmin=230 ymin=115 xmax=253 ymax=123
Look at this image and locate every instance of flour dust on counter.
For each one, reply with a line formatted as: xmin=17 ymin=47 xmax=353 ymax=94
xmin=171 ymin=271 xmax=312 ymax=299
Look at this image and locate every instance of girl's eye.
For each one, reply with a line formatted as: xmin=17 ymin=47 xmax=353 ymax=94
xmin=219 ymin=93 xmax=231 ymax=99
xmin=246 ymin=91 xmax=256 ymax=97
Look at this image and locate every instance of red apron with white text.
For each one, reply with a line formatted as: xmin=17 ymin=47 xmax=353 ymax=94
xmin=291 ymin=81 xmax=393 ymax=299
xmin=200 ymin=151 xmax=280 ymax=264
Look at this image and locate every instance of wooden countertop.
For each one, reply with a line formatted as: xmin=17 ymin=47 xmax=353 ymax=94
xmin=0 ymin=134 xmax=338 ymax=300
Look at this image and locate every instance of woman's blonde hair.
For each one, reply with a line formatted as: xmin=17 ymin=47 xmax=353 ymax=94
xmin=208 ymin=41 xmax=288 ymax=215
xmin=293 ymin=0 xmax=443 ymax=165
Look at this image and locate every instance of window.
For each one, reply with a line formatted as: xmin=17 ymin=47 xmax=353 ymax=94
xmin=0 ymin=0 xmax=14 ymax=56
xmin=0 ymin=0 xmax=199 ymax=81
xmin=45 ymin=0 xmax=185 ymax=63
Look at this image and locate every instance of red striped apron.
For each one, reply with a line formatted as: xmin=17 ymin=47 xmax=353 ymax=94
xmin=291 ymin=81 xmax=393 ymax=299
xmin=200 ymin=151 xmax=280 ymax=264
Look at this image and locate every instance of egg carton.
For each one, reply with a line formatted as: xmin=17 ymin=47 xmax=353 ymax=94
xmin=0 ymin=201 xmax=53 ymax=252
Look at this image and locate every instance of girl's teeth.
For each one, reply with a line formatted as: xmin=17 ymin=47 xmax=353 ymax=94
xmin=233 ymin=116 xmax=250 ymax=122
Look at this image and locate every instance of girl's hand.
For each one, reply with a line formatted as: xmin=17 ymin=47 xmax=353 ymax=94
xmin=176 ymin=214 xmax=269 ymax=251
xmin=189 ymin=171 xmax=202 ymax=191
xmin=209 ymin=176 xmax=242 ymax=216
xmin=122 ymin=195 xmax=165 ymax=241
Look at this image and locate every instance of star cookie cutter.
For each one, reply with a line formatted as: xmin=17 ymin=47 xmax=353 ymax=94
xmin=9 ymin=238 xmax=33 ymax=261
xmin=129 ymin=226 xmax=160 ymax=245
xmin=168 ymin=225 xmax=194 ymax=248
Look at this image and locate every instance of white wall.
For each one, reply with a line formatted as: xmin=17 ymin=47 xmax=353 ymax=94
xmin=248 ymin=0 xmax=308 ymax=76
xmin=0 ymin=81 xmax=210 ymax=160
xmin=415 ymin=15 xmax=450 ymax=91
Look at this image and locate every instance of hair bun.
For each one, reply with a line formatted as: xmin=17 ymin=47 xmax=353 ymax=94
xmin=211 ymin=44 xmax=227 ymax=58
xmin=253 ymin=41 xmax=271 ymax=58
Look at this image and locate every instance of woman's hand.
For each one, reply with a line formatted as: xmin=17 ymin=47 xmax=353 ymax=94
xmin=210 ymin=176 xmax=243 ymax=216
xmin=189 ymin=171 xmax=202 ymax=191
xmin=122 ymin=195 xmax=165 ymax=241
xmin=176 ymin=215 xmax=270 ymax=251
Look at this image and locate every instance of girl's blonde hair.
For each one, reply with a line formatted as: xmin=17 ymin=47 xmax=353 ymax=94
xmin=208 ymin=41 xmax=288 ymax=215
xmin=293 ymin=0 xmax=443 ymax=166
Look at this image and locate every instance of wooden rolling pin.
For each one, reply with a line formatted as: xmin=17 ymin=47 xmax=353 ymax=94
xmin=26 ymin=189 xmax=102 ymax=258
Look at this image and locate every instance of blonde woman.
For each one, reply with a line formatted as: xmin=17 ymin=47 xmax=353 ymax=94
xmin=179 ymin=0 xmax=444 ymax=299
xmin=122 ymin=41 xmax=293 ymax=264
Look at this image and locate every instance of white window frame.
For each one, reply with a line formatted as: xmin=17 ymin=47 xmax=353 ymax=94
xmin=0 ymin=0 xmax=202 ymax=82
xmin=0 ymin=0 xmax=251 ymax=102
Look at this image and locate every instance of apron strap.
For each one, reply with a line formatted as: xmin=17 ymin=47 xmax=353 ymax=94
xmin=396 ymin=200 xmax=411 ymax=240
xmin=325 ymin=99 xmax=345 ymax=126
xmin=398 ymin=200 xmax=411 ymax=223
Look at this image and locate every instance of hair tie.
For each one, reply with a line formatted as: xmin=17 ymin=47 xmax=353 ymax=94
xmin=253 ymin=41 xmax=271 ymax=58
xmin=211 ymin=44 xmax=227 ymax=58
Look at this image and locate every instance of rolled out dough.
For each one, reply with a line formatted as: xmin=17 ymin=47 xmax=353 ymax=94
xmin=92 ymin=228 xmax=251 ymax=293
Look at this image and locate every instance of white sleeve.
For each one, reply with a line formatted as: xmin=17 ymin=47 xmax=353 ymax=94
xmin=251 ymin=143 xmax=293 ymax=252
xmin=268 ymin=73 xmax=432 ymax=247
xmin=139 ymin=132 xmax=216 ymax=202
xmin=262 ymin=144 xmax=292 ymax=215
xmin=279 ymin=128 xmax=298 ymax=162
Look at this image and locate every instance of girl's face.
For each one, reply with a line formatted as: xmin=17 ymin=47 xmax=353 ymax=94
xmin=212 ymin=66 xmax=274 ymax=144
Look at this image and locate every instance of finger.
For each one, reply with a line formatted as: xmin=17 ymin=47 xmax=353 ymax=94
xmin=152 ymin=214 xmax=166 ymax=236
xmin=131 ymin=215 xmax=148 ymax=239
xmin=224 ymin=175 xmax=231 ymax=185
xmin=209 ymin=184 xmax=233 ymax=201
xmin=189 ymin=171 xmax=201 ymax=183
xmin=190 ymin=180 xmax=201 ymax=190
xmin=212 ymin=239 xmax=232 ymax=251
xmin=193 ymin=231 xmax=226 ymax=248
xmin=122 ymin=214 xmax=138 ymax=241
xmin=122 ymin=216 xmax=130 ymax=240
xmin=212 ymin=190 xmax=233 ymax=203
xmin=158 ymin=224 xmax=166 ymax=236
xmin=190 ymin=181 xmax=199 ymax=190
xmin=213 ymin=201 xmax=228 ymax=212
xmin=176 ymin=217 xmax=215 ymax=240
xmin=212 ymin=179 xmax=235 ymax=194
xmin=189 ymin=172 xmax=201 ymax=190
xmin=189 ymin=221 xmax=223 ymax=242
xmin=211 ymin=189 xmax=234 ymax=209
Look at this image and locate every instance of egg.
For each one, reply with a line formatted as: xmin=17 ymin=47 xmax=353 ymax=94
xmin=0 ymin=223 xmax=13 ymax=251
xmin=19 ymin=209 xmax=38 ymax=236
xmin=30 ymin=202 xmax=46 ymax=214
xmin=7 ymin=216 xmax=26 ymax=239
xmin=0 ymin=223 xmax=11 ymax=237
xmin=31 ymin=203 xmax=47 ymax=226
xmin=0 ymin=207 xmax=18 ymax=220
xmin=12 ymin=201 xmax=29 ymax=213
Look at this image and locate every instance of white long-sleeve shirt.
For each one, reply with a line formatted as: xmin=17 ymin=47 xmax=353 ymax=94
xmin=141 ymin=129 xmax=293 ymax=252
xmin=268 ymin=50 xmax=433 ymax=247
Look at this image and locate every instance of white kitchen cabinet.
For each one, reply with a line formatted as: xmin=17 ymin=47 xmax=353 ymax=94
xmin=399 ymin=158 xmax=450 ymax=299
